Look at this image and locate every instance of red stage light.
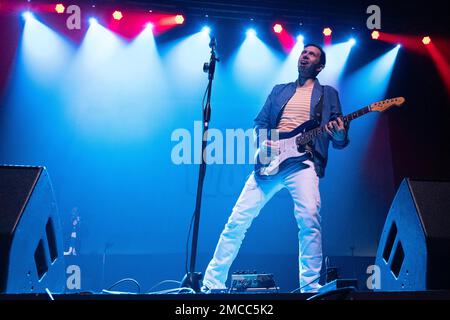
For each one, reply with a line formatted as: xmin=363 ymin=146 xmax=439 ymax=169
xmin=371 ymin=30 xmax=380 ymax=40
xmin=422 ymin=36 xmax=431 ymax=45
xmin=112 ymin=11 xmax=123 ymax=21
xmin=323 ymin=27 xmax=332 ymax=36
xmin=55 ymin=4 xmax=65 ymax=14
xmin=175 ymin=15 xmax=185 ymax=24
xmin=273 ymin=24 xmax=283 ymax=34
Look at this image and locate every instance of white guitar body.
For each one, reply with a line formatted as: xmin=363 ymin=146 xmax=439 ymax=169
xmin=256 ymin=135 xmax=307 ymax=176
xmin=254 ymin=97 xmax=406 ymax=177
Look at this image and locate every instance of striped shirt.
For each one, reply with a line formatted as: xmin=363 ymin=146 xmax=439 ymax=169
xmin=277 ymin=85 xmax=313 ymax=132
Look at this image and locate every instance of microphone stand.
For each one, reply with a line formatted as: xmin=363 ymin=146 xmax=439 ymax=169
xmin=181 ymin=37 xmax=219 ymax=292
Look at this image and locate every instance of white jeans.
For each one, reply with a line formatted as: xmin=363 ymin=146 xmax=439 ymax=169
xmin=203 ymin=160 xmax=322 ymax=293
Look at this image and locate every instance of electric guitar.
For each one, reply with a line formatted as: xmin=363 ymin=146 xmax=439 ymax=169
xmin=254 ymin=97 xmax=405 ymax=177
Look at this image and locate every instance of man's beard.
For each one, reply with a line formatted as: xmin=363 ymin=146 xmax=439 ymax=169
xmin=298 ymin=63 xmax=318 ymax=79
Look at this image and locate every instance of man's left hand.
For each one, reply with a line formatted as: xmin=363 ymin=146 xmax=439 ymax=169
xmin=325 ymin=117 xmax=346 ymax=141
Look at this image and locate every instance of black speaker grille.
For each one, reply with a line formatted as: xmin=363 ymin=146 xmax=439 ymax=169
xmin=408 ymin=180 xmax=450 ymax=240
xmin=0 ymin=166 xmax=42 ymax=234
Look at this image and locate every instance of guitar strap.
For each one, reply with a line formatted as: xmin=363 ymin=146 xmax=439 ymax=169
xmin=305 ymin=86 xmax=324 ymax=158
xmin=314 ymin=86 xmax=325 ymax=123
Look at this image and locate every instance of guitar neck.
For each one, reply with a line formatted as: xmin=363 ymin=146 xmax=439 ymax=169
xmin=297 ymin=105 xmax=372 ymax=145
xmin=343 ymin=105 xmax=372 ymax=123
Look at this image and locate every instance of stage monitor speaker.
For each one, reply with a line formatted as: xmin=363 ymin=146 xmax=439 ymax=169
xmin=0 ymin=165 xmax=65 ymax=293
xmin=375 ymin=178 xmax=450 ymax=291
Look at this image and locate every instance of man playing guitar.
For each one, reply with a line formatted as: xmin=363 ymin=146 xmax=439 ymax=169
xmin=202 ymin=44 xmax=348 ymax=293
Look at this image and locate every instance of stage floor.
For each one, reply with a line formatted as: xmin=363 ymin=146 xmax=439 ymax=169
xmin=1 ymin=291 xmax=450 ymax=300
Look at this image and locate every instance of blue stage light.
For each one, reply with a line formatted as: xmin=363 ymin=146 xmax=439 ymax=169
xmin=22 ymin=11 xmax=33 ymax=21
xmin=246 ymin=28 xmax=256 ymax=37
xmin=202 ymin=26 xmax=211 ymax=35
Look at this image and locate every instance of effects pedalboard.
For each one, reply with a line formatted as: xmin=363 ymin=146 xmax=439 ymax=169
xmin=210 ymin=271 xmax=279 ymax=294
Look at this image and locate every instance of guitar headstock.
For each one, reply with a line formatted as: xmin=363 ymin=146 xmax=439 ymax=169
xmin=371 ymin=97 xmax=405 ymax=112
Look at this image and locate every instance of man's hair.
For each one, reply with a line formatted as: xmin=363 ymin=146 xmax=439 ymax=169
xmin=303 ymin=43 xmax=326 ymax=66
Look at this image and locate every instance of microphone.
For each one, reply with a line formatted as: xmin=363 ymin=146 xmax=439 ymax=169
xmin=209 ymin=36 xmax=217 ymax=49
xmin=204 ymin=37 xmax=219 ymax=75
